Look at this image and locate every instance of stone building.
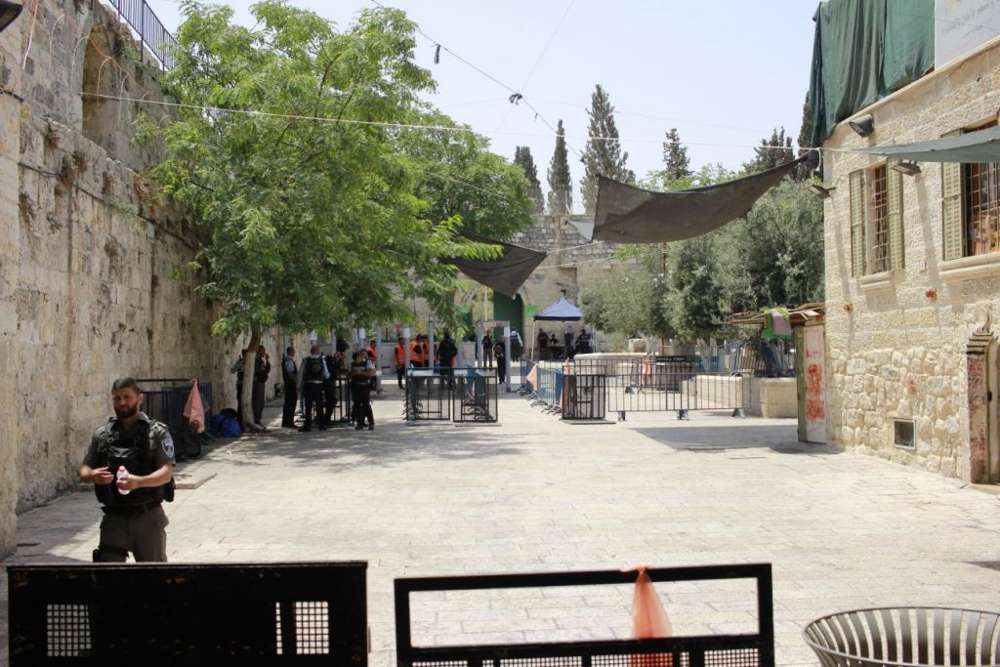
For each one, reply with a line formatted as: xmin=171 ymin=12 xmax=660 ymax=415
xmin=0 ymin=1 xmax=301 ymax=557
xmin=819 ymin=7 xmax=1000 ymax=483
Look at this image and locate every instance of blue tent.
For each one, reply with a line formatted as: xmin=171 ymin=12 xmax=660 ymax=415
xmin=534 ymin=296 xmax=582 ymax=321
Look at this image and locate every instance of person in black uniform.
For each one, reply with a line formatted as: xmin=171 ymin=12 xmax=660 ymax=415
xmin=251 ymin=344 xmax=270 ymax=428
xmin=298 ymin=344 xmax=329 ymax=432
xmin=350 ymin=351 xmax=376 ymax=430
xmin=80 ymin=378 xmax=175 ymax=562
xmin=281 ymin=346 xmax=298 ymax=428
xmin=230 ymin=348 xmax=248 ymax=426
xmin=321 ymin=348 xmax=339 ymax=426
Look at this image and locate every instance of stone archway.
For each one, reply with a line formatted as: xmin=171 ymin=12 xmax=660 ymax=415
xmin=967 ymin=328 xmax=1000 ymax=483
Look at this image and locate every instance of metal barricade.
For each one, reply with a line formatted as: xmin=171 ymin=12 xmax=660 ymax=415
xmin=565 ymin=361 xmax=753 ymax=421
xmin=395 ymin=563 xmax=775 ymax=667
xmin=324 ymin=373 xmax=352 ymax=426
xmin=404 ymin=370 xmax=452 ymax=422
xmin=453 ymin=369 xmax=498 ymax=423
xmin=562 ymin=372 xmax=606 ymax=420
xmin=8 ymin=561 xmax=368 ymax=664
xmin=135 ymin=378 xmax=211 ymax=459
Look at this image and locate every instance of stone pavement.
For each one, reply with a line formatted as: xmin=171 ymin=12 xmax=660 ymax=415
xmin=6 ymin=387 xmax=1000 ymax=665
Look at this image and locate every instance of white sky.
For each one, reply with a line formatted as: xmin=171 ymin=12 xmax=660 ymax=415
xmin=144 ymin=0 xmax=819 ymax=212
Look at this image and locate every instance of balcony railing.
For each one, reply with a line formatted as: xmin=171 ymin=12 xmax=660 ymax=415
xmin=105 ymin=0 xmax=178 ymax=70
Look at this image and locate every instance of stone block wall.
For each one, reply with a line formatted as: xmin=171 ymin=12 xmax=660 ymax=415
xmin=823 ymin=38 xmax=1000 ymax=481
xmin=0 ymin=2 xmax=301 ymax=554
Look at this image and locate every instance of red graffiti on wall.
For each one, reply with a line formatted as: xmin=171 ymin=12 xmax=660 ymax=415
xmin=805 ymin=363 xmax=825 ymax=421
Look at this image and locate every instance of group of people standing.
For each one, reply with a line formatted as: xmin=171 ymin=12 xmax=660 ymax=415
xmin=393 ymin=332 xmax=459 ymax=387
xmin=280 ymin=343 xmax=378 ymax=432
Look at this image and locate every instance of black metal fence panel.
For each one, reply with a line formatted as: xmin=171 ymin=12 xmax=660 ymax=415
xmin=107 ymin=0 xmax=178 ymax=69
xmin=395 ymin=564 xmax=775 ymax=667
xmin=452 ymin=371 xmax=498 ymax=423
xmin=135 ymin=378 xmax=212 ymax=458
xmin=562 ymin=373 xmax=606 ymax=420
xmin=8 ymin=561 xmax=368 ymax=665
xmin=404 ymin=371 xmax=452 ymax=422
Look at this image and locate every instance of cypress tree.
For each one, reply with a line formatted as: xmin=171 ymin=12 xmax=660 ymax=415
xmin=580 ymin=84 xmax=633 ymax=214
xmin=744 ymin=127 xmax=794 ymax=174
xmin=514 ymin=146 xmax=544 ymax=214
xmin=661 ymin=128 xmax=692 ymax=183
xmin=547 ymin=120 xmax=572 ymax=216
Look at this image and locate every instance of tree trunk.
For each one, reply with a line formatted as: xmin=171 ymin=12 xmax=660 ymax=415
xmin=241 ymin=325 xmax=261 ymax=430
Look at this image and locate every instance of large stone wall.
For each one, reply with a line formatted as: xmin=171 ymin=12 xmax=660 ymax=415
xmin=823 ymin=38 xmax=1000 ymax=481
xmin=0 ymin=1 xmax=299 ymax=555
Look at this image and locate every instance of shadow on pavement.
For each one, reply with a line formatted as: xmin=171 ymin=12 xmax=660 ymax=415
xmin=633 ymin=423 xmax=842 ymax=455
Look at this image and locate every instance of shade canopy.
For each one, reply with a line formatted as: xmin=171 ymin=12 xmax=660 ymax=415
xmin=534 ymin=296 xmax=581 ymax=321
xmin=856 ymin=125 xmax=1000 ymax=163
xmin=592 ymin=158 xmax=803 ymax=244
xmin=448 ymin=237 xmax=546 ymax=298
xmin=0 ymin=1 xmax=23 ymax=34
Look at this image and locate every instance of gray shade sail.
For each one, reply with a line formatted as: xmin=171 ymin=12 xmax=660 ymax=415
xmin=856 ymin=125 xmax=1000 ymax=163
xmin=592 ymin=158 xmax=803 ymax=244
xmin=449 ymin=238 xmax=546 ymax=298
xmin=534 ymin=296 xmax=581 ymax=321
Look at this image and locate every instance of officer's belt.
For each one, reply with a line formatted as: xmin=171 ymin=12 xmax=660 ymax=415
xmin=103 ymin=502 xmax=159 ymax=517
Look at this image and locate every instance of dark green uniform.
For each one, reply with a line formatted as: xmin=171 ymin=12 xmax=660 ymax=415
xmin=83 ymin=412 xmax=175 ymax=562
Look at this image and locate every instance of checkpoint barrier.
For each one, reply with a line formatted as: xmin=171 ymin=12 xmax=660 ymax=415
xmin=135 ymin=378 xmax=212 ymax=459
xmin=405 ymin=368 xmax=499 ymax=423
xmin=8 ymin=561 xmax=369 ymax=665
xmin=453 ymin=370 xmax=498 ymax=423
xmin=326 ymin=373 xmax=353 ymax=426
xmin=528 ymin=359 xmax=754 ymax=421
xmin=395 ymin=563 xmax=776 ymax=667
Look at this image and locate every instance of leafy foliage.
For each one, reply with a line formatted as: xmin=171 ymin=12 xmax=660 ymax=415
xmin=513 ymin=146 xmax=544 ymax=214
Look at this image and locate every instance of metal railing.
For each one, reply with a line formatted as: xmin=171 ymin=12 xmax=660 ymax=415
xmin=395 ymin=563 xmax=775 ymax=667
xmin=106 ymin=0 xmax=178 ymax=70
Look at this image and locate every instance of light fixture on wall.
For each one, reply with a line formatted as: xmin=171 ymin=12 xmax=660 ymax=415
xmin=848 ymin=113 xmax=875 ymax=137
xmin=809 ymin=183 xmax=835 ymax=199
xmin=890 ymin=160 xmax=922 ymax=176
xmin=0 ymin=1 xmax=22 ymax=34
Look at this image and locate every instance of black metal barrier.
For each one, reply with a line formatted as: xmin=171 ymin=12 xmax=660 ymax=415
xmin=8 ymin=561 xmax=368 ymax=665
xmin=395 ymin=563 xmax=775 ymax=667
xmin=562 ymin=373 xmax=606 ymax=420
xmin=326 ymin=373 xmax=353 ymax=426
xmin=453 ymin=371 xmax=498 ymax=423
xmin=405 ymin=370 xmax=452 ymax=422
xmin=135 ymin=378 xmax=212 ymax=459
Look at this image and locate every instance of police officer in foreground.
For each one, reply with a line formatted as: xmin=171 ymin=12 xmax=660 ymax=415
xmin=79 ymin=378 xmax=175 ymax=562
xmin=298 ymin=344 xmax=329 ymax=432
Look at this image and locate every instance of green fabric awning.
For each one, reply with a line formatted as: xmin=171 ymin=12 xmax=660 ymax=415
xmin=806 ymin=0 xmax=934 ymax=147
xmin=449 ymin=238 xmax=546 ymax=298
xmin=856 ymin=125 xmax=1000 ymax=163
xmin=592 ymin=159 xmax=803 ymax=244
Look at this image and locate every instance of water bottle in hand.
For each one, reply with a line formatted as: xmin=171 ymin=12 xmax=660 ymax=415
xmin=116 ymin=466 xmax=130 ymax=495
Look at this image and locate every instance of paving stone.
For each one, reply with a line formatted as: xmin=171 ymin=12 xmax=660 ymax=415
xmin=4 ymin=389 xmax=1000 ymax=665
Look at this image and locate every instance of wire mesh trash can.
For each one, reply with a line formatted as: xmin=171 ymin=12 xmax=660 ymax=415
xmin=804 ymin=607 xmax=1000 ymax=667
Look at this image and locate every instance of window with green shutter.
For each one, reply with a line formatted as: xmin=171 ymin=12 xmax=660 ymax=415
xmin=887 ymin=166 xmax=904 ymax=270
xmin=849 ymin=170 xmax=866 ymax=277
xmin=941 ymin=129 xmax=964 ymax=261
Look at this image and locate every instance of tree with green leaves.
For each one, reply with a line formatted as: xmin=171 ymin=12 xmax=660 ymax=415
xmin=663 ymin=236 xmax=724 ymax=341
xmin=547 ymin=120 xmax=572 ymax=215
xmin=743 ymin=127 xmax=794 ymax=174
xmin=399 ymin=111 xmax=534 ymax=240
xmin=146 ymin=1 xmax=518 ymax=426
xmin=661 ymin=128 xmax=691 ymax=182
xmin=580 ymin=84 xmax=634 ymax=213
xmin=513 ymin=146 xmax=544 ymax=214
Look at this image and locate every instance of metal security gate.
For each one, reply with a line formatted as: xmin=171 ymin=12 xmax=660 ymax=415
xmin=453 ymin=371 xmax=498 ymax=423
xmin=562 ymin=373 xmax=606 ymax=420
xmin=405 ymin=371 xmax=452 ymax=421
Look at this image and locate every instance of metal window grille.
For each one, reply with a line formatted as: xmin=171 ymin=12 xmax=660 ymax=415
xmin=294 ymin=601 xmax=331 ymax=655
xmin=965 ymin=162 xmax=1000 ymax=256
xmin=869 ymin=165 xmax=889 ymax=274
xmin=45 ymin=604 xmax=91 ymax=657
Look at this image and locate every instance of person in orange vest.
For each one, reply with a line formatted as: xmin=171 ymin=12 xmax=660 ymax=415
xmin=409 ymin=335 xmax=424 ymax=368
xmin=394 ymin=336 xmax=406 ymax=388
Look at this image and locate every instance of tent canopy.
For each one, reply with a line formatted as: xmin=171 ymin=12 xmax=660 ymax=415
xmin=592 ymin=158 xmax=803 ymax=244
xmin=534 ymin=296 xmax=582 ymax=321
xmin=857 ymin=125 xmax=1000 ymax=163
xmin=448 ymin=237 xmax=546 ymax=298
